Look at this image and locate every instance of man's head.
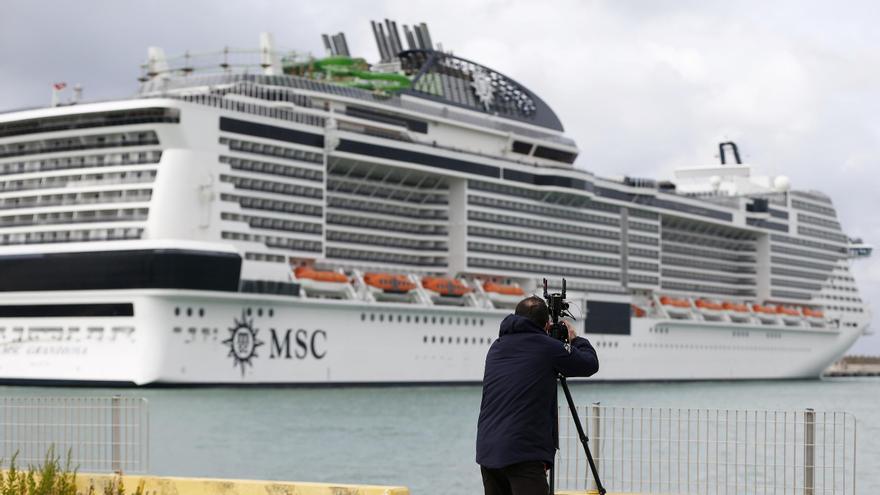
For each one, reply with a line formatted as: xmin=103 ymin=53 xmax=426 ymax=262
xmin=515 ymin=296 xmax=550 ymax=330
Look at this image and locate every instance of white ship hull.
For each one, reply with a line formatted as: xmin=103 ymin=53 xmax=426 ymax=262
xmin=0 ymin=289 xmax=864 ymax=385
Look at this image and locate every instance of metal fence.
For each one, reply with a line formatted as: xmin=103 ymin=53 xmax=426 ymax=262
xmin=0 ymin=396 xmax=149 ymax=473
xmin=556 ymin=405 xmax=856 ymax=495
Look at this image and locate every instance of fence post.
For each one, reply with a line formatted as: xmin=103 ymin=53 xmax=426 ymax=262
xmin=589 ymin=402 xmax=601 ymax=492
xmin=112 ymin=396 xmax=121 ymax=472
xmin=804 ymin=408 xmax=815 ymax=495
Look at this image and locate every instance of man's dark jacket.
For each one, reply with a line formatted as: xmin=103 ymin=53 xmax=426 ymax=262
xmin=475 ymin=314 xmax=599 ymax=469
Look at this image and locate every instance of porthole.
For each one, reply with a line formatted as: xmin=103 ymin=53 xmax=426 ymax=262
xmin=440 ymin=336 xmax=444 ymax=343
xmin=361 ymin=314 xmax=366 ymax=321
xmin=432 ymin=316 xmax=437 ymax=324
xmin=198 ymin=308 xmax=204 ymax=318
xmin=480 ymin=319 xmax=485 ymax=326
xmin=174 ymin=307 xmax=180 ymax=316
xmin=397 ymin=315 xmax=402 ymax=323
xmin=415 ymin=315 xmax=420 ymax=323
xmin=456 ymin=337 xmax=461 ymax=344
xmin=247 ymin=308 xmax=252 ymax=316
xmin=406 ymin=315 xmax=411 ymax=323
xmin=456 ymin=318 xmax=461 ymax=325
xmin=423 ymin=336 xmax=427 ymax=343
xmin=431 ymin=336 xmax=436 ymax=343
xmin=440 ymin=317 xmax=445 ymax=325
xmin=370 ymin=314 xmax=375 ymax=322
xmin=379 ymin=314 xmax=384 ymax=322
xmin=268 ymin=309 xmax=274 ymax=317
xmin=186 ymin=308 xmax=192 ymax=317
xmin=257 ymin=308 xmax=263 ymax=317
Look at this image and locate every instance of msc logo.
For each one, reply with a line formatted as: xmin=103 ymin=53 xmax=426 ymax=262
xmin=223 ymin=312 xmax=264 ymax=376
xmin=223 ymin=312 xmax=328 ymax=377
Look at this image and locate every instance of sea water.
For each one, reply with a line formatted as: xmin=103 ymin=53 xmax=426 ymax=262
xmin=2 ymin=379 xmax=878 ymax=494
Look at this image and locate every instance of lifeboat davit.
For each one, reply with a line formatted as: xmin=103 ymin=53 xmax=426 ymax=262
xmin=294 ymin=266 xmax=348 ymax=283
xmin=364 ymin=273 xmax=416 ymax=294
xmin=483 ymin=281 xmax=524 ymax=309
xmin=659 ymin=296 xmax=692 ymax=319
xmin=422 ymin=277 xmax=471 ymax=297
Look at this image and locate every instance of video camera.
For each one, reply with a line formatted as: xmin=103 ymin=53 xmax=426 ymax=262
xmin=542 ymin=278 xmax=574 ymax=343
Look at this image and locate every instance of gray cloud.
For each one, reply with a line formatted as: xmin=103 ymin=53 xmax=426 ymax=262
xmin=2 ymin=0 xmax=878 ymax=352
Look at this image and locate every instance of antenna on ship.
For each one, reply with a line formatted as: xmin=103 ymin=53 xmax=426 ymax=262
xmin=718 ymin=141 xmax=742 ymax=165
xmin=260 ymin=32 xmax=282 ymax=75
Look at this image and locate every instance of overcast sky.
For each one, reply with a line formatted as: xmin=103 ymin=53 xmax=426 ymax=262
xmin=2 ymin=0 xmax=878 ymax=353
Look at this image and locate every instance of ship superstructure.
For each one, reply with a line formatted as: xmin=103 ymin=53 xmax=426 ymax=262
xmin=0 ymin=21 xmax=870 ymax=384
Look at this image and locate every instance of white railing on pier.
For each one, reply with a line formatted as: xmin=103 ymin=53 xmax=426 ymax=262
xmin=0 ymin=396 xmax=149 ymax=473
xmin=555 ymin=404 xmax=856 ymax=495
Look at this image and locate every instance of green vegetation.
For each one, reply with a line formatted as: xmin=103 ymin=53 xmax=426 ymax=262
xmin=0 ymin=448 xmax=143 ymax=495
xmin=283 ymin=55 xmax=412 ymax=92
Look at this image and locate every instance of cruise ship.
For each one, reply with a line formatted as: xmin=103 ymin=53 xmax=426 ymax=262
xmin=0 ymin=21 xmax=872 ymax=385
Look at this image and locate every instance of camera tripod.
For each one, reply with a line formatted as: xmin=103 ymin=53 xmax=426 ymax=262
xmin=543 ymin=279 xmax=606 ymax=495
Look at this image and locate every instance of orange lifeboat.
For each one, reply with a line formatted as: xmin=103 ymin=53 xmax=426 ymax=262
xmin=422 ymin=277 xmax=472 ymax=297
xmin=294 ymin=266 xmax=348 ymax=283
xmin=776 ymin=306 xmax=800 ymax=317
xmin=752 ymin=304 xmax=776 ymax=314
xmin=722 ymin=302 xmax=750 ymax=312
xmin=802 ymin=307 xmax=824 ymax=318
xmin=660 ymin=296 xmax=690 ymax=308
xmin=483 ymin=282 xmax=525 ymax=296
xmin=364 ymin=273 xmax=416 ymax=293
xmin=631 ymin=305 xmax=646 ymax=318
xmin=695 ymin=299 xmax=724 ymax=311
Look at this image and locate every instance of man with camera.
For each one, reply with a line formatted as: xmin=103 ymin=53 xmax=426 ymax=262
xmin=476 ymin=295 xmax=599 ymax=495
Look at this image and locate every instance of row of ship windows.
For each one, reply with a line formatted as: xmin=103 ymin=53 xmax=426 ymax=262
xmin=827 ymin=285 xmax=858 ymax=293
xmin=629 ymin=275 xmax=660 ymax=285
xmin=467 ymin=194 xmax=621 ymax=228
xmin=662 ymin=232 xmax=755 ymax=252
xmin=361 ymin=312 xmax=486 ymax=326
xmin=663 ymin=269 xmax=755 ymax=286
xmin=826 ymin=295 xmax=862 ymax=302
xmin=220 ymin=155 xmax=323 ymax=183
xmin=468 ymin=241 xmax=621 ymax=268
xmin=662 ymin=281 xmax=755 ymax=297
xmin=634 ymin=343 xmax=799 ymax=351
xmin=220 ymin=137 xmax=322 ymax=164
xmin=0 ymin=150 xmax=162 ymax=177
xmin=327 ymin=213 xmax=448 ymax=235
xmin=831 ymin=275 xmax=856 ymax=282
xmin=0 ymin=170 xmax=156 ymax=194
xmin=220 ymin=193 xmax=322 ymax=217
xmin=327 ymin=195 xmax=448 ymax=220
xmin=771 ymin=278 xmax=822 ymax=291
xmin=0 ymin=131 xmax=159 ymax=159
xmin=663 ymin=243 xmax=756 ymax=263
xmin=327 ymin=230 xmax=446 ymax=251
xmin=827 ymin=306 xmax=865 ymax=313
xmin=770 ymin=267 xmax=830 ymax=281
xmin=797 ymin=226 xmax=848 ymax=244
xmin=221 ymin=212 xmax=322 ymax=235
xmin=328 ymin=247 xmax=445 ymax=267
xmin=797 ymin=213 xmax=841 ymax=230
xmin=661 ymin=255 xmax=755 ymax=274
xmin=770 ymin=244 xmax=840 ymax=263
xmin=245 ymin=252 xmax=286 ymax=263
xmin=0 ymin=107 xmax=179 ymax=139
xmin=628 ymin=221 xmax=659 ymax=233
xmin=771 ymin=234 xmax=846 ymax=255
xmin=0 ymin=189 xmax=152 ymax=210
xmin=769 ymin=290 xmax=811 ymax=300
xmin=469 ymin=257 xmax=620 ymax=281
xmin=468 ymin=210 xmax=621 ymax=240
xmin=468 ymin=226 xmax=620 ymax=254
xmin=0 ymin=227 xmax=143 ymax=245
xmin=662 ymin=221 xmax=758 ymax=242
xmin=0 ymin=207 xmax=148 ymax=229
xmin=326 ymin=177 xmax=449 ymax=206
xmin=220 ymin=173 xmax=323 ymax=200
xmin=791 ymin=199 xmax=836 ymax=217
xmin=770 ymin=255 xmax=835 ymax=272
xmin=423 ymin=335 xmax=493 ymax=345
xmin=629 ymin=247 xmax=660 ymax=259
xmin=221 ymin=231 xmax=321 ymax=253
xmin=466 ymin=180 xmax=623 ymax=215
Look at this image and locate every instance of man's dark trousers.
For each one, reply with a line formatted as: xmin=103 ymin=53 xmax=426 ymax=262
xmin=480 ymin=461 xmax=548 ymax=495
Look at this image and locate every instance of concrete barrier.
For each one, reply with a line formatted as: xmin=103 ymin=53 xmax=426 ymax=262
xmin=77 ymin=473 xmax=409 ymax=495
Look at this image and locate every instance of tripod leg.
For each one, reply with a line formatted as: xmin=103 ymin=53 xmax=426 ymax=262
xmin=559 ymin=377 xmax=606 ymax=495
